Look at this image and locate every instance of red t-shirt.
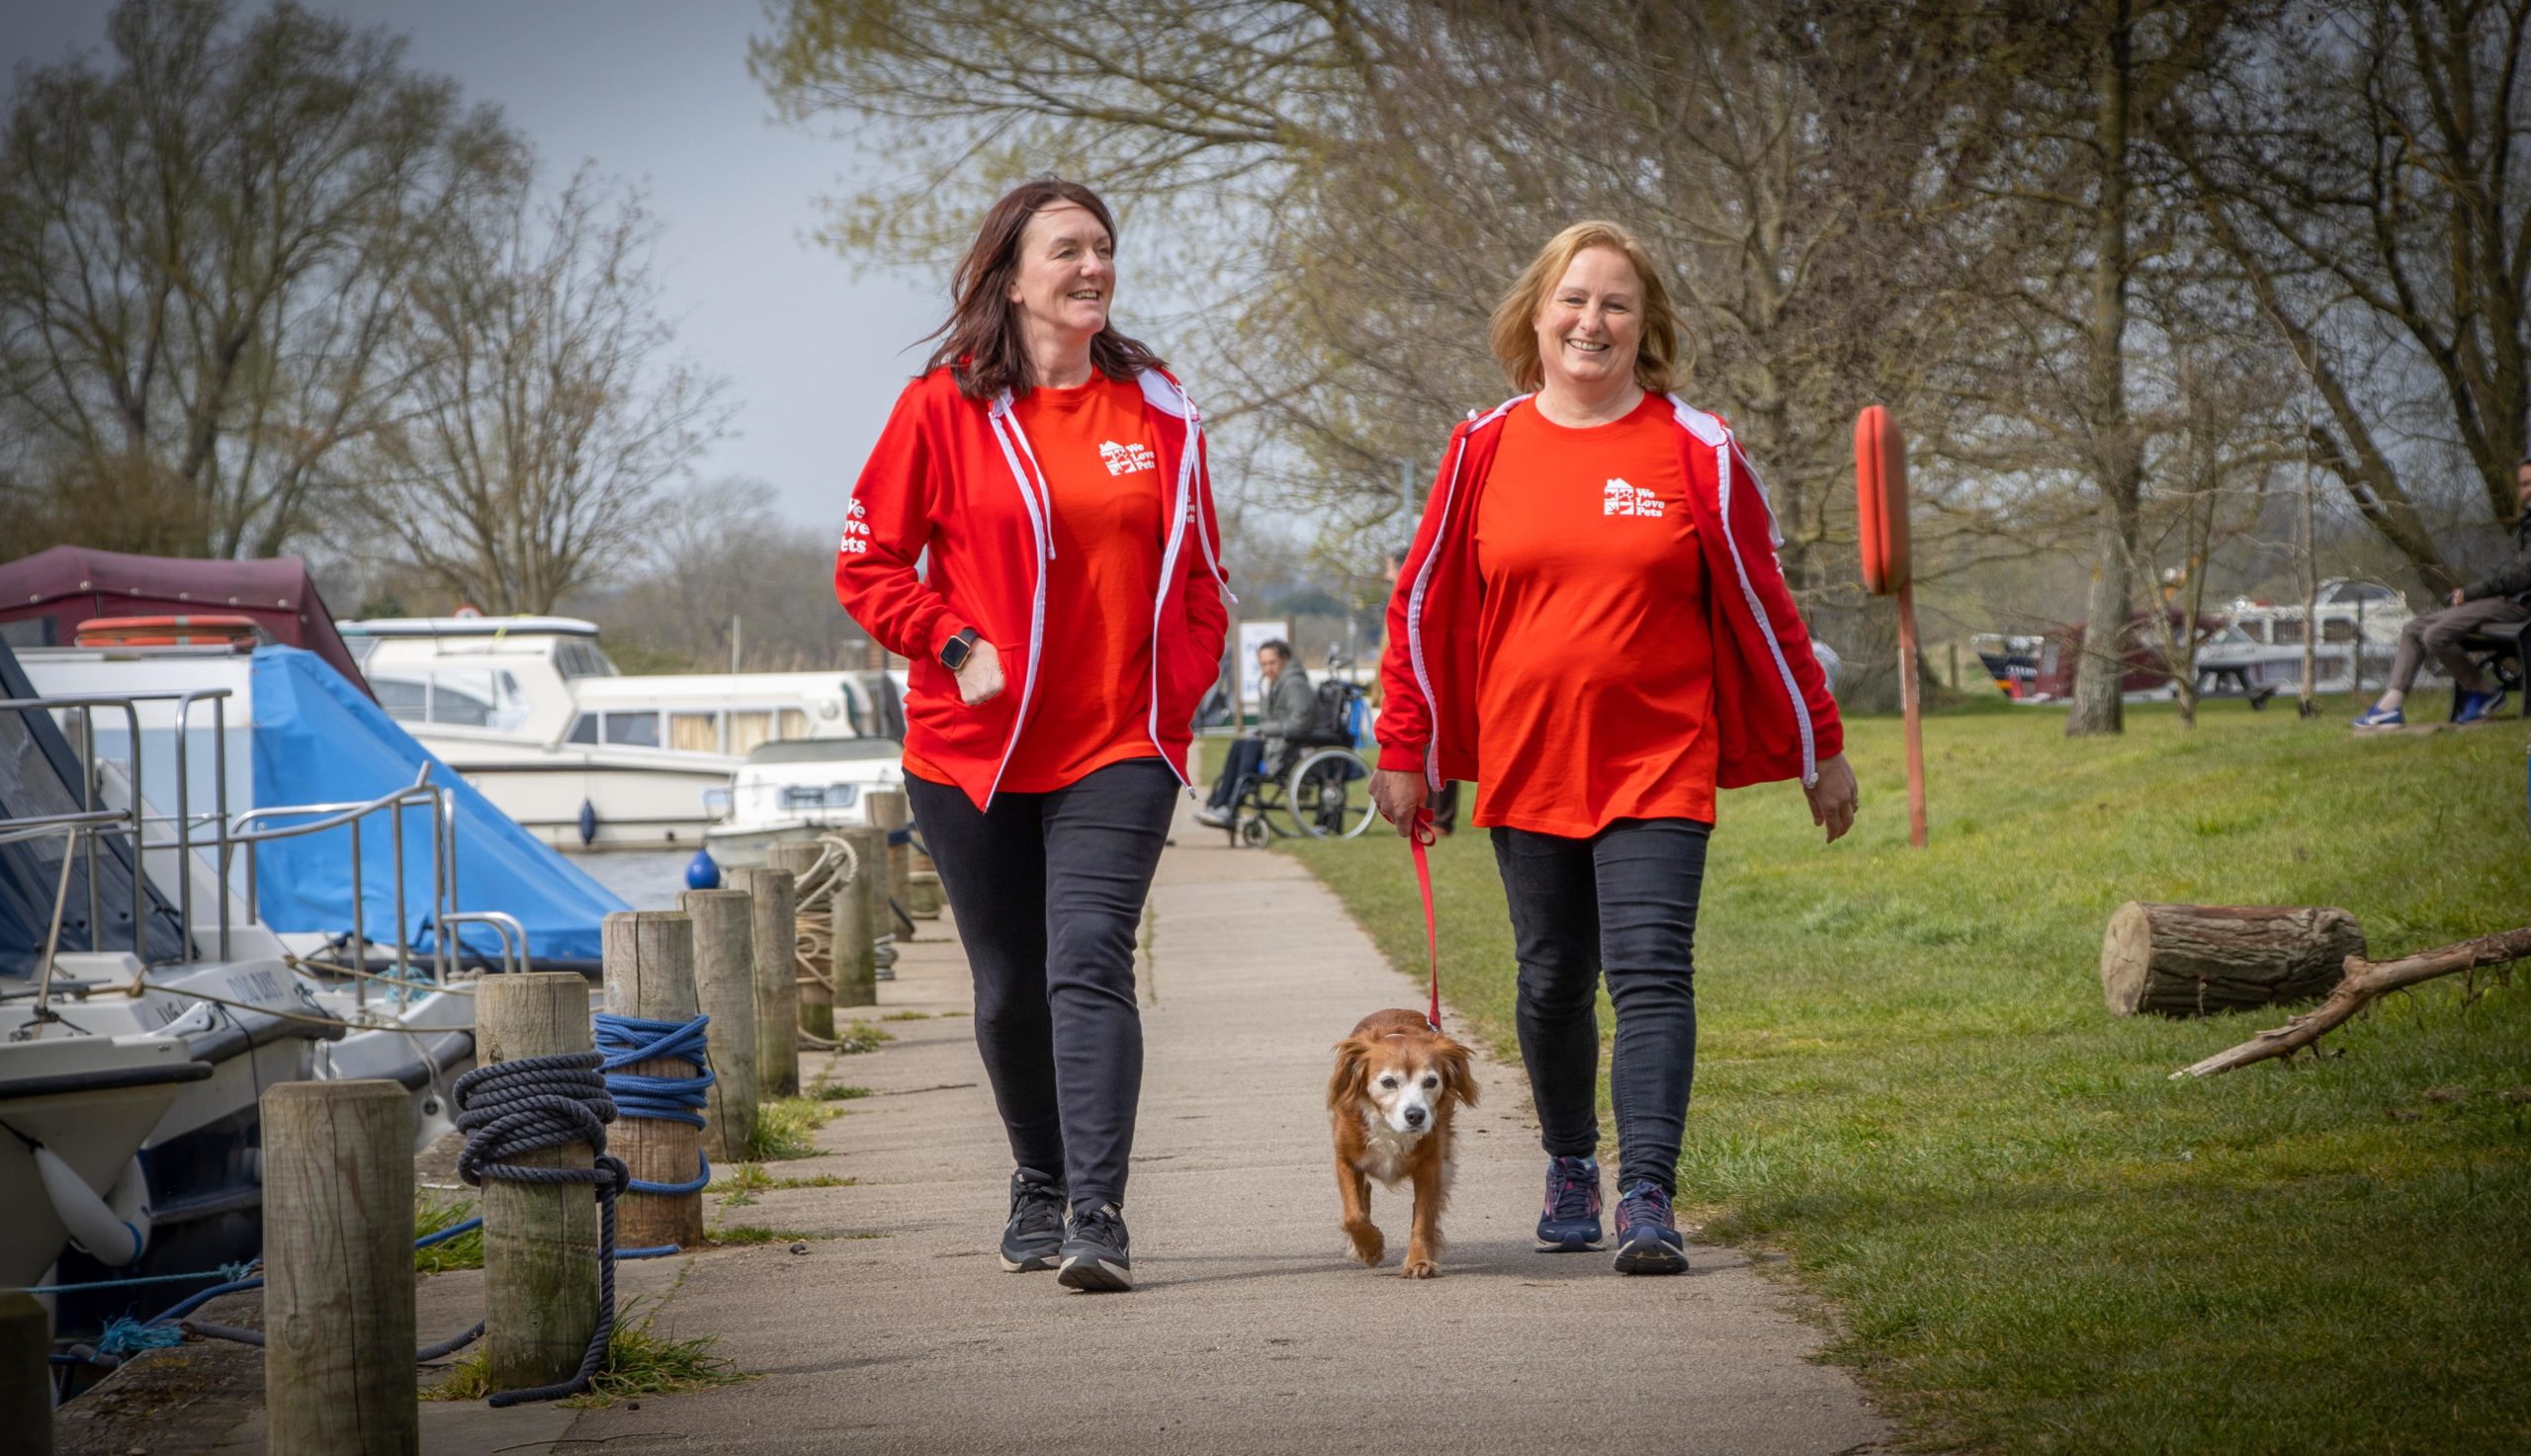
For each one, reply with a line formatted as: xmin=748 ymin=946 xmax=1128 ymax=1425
xmin=970 ymin=373 xmax=1171 ymax=792
xmin=1471 ymin=394 xmax=1719 ymax=835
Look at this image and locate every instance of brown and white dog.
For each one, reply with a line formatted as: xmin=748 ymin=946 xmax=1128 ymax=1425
xmin=1328 ymin=1008 xmax=1479 ymax=1278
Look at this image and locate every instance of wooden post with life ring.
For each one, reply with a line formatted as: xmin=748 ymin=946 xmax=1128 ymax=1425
xmin=1856 ymin=405 xmax=1928 ymax=848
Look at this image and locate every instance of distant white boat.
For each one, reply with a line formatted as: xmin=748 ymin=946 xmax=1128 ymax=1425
xmin=702 ymin=737 xmax=906 ymax=869
xmin=2196 ymin=578 xmax=2418 ymax=696
xmin=339 ymin=617 xmax=898 ymax=851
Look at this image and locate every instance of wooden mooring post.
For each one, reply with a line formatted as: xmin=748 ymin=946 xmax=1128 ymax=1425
xmin=734 ymin=865 xmax=801 ymax=1095
xmin=864 ymin=790 xmax=915 ymax=935
xmin=769 ymin=843 xmax=838 ymax=1037
xmin=678 ymin=887 xmax=759 ymax=1162
xmin=603 ymin=910 xmax=707 ymax=1251
xmin=836 ymin=826 xmax=886 ymax=1004
xmin=261 ymin=1079 xmax=417 ymax=1456
xmin=0 ymin=1292 xmax=51 ymax=1456
xmin=476 ymin=973 xmax=600 ymax=1395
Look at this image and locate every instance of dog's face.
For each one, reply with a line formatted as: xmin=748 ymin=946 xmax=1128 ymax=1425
xmin=1330 ymin=1025 xmax=1477 ymax=1137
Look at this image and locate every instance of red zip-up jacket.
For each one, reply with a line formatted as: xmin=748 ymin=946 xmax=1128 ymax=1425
xmin=835 ymin=365 xmax=1231 ymax=810
xmin=1379 ymin=392 xmax=1843 ymax=794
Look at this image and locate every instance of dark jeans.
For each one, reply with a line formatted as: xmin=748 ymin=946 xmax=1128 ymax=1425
xmin=904 ymin=757 xmax=1178 ymax=1210
xmin=1205 ymin=736 xmax=1266 ymax=809
xmin=1491 ymin=817 xmax=1711 ymax=1197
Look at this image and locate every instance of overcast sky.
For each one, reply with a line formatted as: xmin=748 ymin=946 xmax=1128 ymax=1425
xmin=2 ymin=0 xmax=941 ymax=533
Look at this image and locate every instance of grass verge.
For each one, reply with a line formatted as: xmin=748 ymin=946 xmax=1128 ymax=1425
xmin=412 ymin=1189 xmax=482 ymax=1274
xmin=1287 ymin=694 xmax=2531 ymax=1454
xmin=708 ymin=1225 xmax=824 ymax=1246
xmin=742 ymin=1095 xmax=840 ymax=1161
xmin=426 ymin=1296 xmax=749 ymax=1409
xmin=832 ymin=1020 xmax=894 ymax=1054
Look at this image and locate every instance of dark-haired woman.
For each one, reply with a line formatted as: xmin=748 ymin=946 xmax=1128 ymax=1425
xmin=835 ymin=179 xmax=1229 ymax=1293
xmin=1371 ymin=220 xmax=1857 ymax=1276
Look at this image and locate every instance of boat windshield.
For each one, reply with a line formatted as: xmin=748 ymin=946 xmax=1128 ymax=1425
xmin=745 ymin=738 xmax=899 ymax=764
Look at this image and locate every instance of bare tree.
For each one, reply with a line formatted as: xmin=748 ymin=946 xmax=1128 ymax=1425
xmin=354 ymin=168 xmax=730 ymax=613
xmin=754 ymin=0 xmax=2053 ymax=710
xmin=0 ymin=0 xmax=524 ymax=557
xmin=589 ymin=476 xmax=873 ymax=672
xmin=2164 ymin=0 xmax=2531 ymax=596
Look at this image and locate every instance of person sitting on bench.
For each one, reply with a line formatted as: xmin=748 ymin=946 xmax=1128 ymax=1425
xmin=2353 ymin=457 xmax=2531 ymax=728
xmin=1195 ymin=640 xmax=1312 ymax=826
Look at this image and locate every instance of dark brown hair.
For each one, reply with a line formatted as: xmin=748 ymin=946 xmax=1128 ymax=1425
xmin=922 ymin=179 xmax=1166 ymax=401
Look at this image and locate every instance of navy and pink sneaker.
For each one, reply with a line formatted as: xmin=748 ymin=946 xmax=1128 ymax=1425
xmin=1613 ymin=1181 xmax=1690 ymax=1275
xmin=1536 ymin=1155 xmax=1604 ymax=1250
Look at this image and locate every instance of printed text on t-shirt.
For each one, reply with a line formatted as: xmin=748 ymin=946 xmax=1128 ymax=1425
xmin=1099 ymin=440 xmax=1158 ymax=476
xmin=1603 ymin=477 xmax=1666 ymax=518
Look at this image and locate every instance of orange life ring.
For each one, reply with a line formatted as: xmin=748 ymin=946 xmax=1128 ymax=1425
xmin=73 ymin=614 xmax=263 ymax=649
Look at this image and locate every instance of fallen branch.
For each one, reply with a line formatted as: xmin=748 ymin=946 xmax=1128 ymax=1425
xmin=2172 ymin=926 xmax=2531 ymax=1078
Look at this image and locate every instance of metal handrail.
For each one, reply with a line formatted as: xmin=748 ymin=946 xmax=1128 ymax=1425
xmin=230 ymin=768 xmax=446 ymax=992
xmin=1 ymin=694 xmax=147 ymax=965
xmin=0 ymin=808 xmax=132 ymax=848
xmin=439 ymin=911 xmax=531 ymax=977
xmin=6 ymin=688 xmax=473 ymax=994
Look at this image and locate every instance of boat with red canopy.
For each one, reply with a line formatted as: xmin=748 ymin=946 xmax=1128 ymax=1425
xmin=0 ymin=546 xmax=371 ymax=699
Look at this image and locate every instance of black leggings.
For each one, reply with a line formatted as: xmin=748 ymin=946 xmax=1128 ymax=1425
xmin=904 ymin=757 xmax=1178 ymax=1210
xmin=1490 ymin=818 xmax=1710 ymax=1197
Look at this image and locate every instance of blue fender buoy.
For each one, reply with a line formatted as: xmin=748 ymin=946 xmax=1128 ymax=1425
xmin=577 ymin=799 xmax=599 ymax=847
xmin=685 ymin=847 xmax=721 ymax=890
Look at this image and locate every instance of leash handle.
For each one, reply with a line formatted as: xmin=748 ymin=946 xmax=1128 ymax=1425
xmin=1410 ymin=807 xmax=1440 ymax=1030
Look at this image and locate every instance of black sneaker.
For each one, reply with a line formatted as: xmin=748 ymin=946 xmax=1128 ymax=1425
xmin=1612 ymin=1180 xmax=1690 ymax=1275
xmin=999 ymin=1168 xmax=1067 ymax=1272
xmin=1056 ymin=1201 xmax=1133 ymax=1292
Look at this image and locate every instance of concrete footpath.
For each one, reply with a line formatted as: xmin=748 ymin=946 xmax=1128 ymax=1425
xmin=59 ymin=801 xmax=1890 ymax=1455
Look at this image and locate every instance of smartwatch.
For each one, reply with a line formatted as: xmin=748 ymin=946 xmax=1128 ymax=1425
xmin=939 ymin=627 xmax=981 ymax=673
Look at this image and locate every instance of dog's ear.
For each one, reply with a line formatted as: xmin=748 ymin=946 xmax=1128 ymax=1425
xmin=1437 ymin=1037 xmax=1479 ymax=1109
xmin=1327 ymin=1036 xmax=1368 ymax=1111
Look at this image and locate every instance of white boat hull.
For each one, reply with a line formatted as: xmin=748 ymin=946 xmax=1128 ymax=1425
xmin=0 ymin=1034 xmax=203 ymax=1288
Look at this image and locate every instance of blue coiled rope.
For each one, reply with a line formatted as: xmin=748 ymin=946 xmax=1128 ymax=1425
xmin=594 ymin=1012 xmax=715 ymax=1202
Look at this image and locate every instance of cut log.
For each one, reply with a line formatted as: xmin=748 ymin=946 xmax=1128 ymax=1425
xmin=2176 ymin=926 xmax=2531 ymax=1077
xmin=2100 ymin=901 xmax=2366 ymax=1017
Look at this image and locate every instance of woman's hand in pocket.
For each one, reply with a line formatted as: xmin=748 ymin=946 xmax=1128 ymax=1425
xmin=956 ymin=640 xmax=1006 ymax=706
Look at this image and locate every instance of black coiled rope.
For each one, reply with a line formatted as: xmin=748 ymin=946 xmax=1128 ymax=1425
xmin=451 ymin=1051 xmax=631 ymax=1407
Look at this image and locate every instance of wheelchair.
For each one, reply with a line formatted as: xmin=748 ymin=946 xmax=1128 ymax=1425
xmin=1219 ymin=684 xmax=1377 ymax=846
xmin=2449 ymin=616 xmax=2529 ymax=720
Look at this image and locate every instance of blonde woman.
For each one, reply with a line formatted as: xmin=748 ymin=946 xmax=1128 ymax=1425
xmin=1371 ymin=221 xmax=1857 ymax=1274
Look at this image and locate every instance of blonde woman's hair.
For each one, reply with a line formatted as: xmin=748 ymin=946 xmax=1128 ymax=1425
xmin=1488 ymin=221 xmax=1682 ymax=395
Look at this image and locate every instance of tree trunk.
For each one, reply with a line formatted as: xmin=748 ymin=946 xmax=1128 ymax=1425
xmin=2067 ymin=0 xmax=2139 ymax=739
xmin=2100 ymin=900 xmax=2366 ymax=1017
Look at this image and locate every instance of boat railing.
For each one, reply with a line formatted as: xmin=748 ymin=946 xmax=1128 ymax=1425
xmin=228 ymin=768 xmax=458 ymax=994
xmin=438 ymin=910 xmax=529 ymax=978
xmin=4 ymin=688 xmax=479 ymax=994
xmin=0 ymin=692 xmax=163 ymax=965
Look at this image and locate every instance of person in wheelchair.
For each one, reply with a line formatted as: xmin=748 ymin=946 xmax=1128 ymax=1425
xmin=1194 ymin=639 xmax=1312 ymax=827
xmin=2351 ymin=457 xmax=2531 ymax=728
